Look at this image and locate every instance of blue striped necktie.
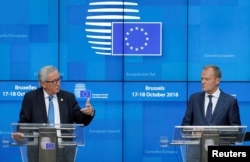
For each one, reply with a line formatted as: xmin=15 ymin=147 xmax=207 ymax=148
xmin=48 ymin=96 xmax=55 ymax=123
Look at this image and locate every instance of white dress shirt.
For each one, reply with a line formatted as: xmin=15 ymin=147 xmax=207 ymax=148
xmin=204 ymin=88 xmax=220 ymax=116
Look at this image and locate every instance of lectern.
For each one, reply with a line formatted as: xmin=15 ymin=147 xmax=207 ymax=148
xmin=11 ymin=123 xmax=85 ymax=162
xmin=170 ymin=125 xmax=247 ymax=162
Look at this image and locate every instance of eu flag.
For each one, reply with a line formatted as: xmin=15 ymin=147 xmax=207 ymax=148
xmin=112 ymin=22 xmax=162 ymax=56
xmin=80 ymin=90 xmax=91 ymax=98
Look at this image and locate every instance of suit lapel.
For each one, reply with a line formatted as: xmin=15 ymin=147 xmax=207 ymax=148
xmin=36 ymin=88 xmax=48 ymax=122
xmin=211 ymin=92 xmax=225 ymax=121
xmin=199 ymin=92 xmax=207 ymax=123
xmin=56 ymin=92 xmax=66 ymax=123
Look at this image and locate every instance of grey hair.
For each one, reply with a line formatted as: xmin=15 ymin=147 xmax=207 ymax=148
xmin=203 ymin=65 xmax=221 ymax=78
xmin=38 ymin=65 xmax=58 ymax=82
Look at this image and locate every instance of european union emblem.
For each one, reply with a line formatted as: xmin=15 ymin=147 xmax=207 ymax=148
xmin=45 ymin=143 xmax=55 ymax=150
xmin=80 ymin=90 xmax=91 ymax=98
xmin=112 ymin=22 xmax=162 ymax=56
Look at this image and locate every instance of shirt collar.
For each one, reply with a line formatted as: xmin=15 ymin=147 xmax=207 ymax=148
xmin=43 ymin=90 xmax=56 ymax=99
xmin=206 ymin=88 xmax=220 ymax=98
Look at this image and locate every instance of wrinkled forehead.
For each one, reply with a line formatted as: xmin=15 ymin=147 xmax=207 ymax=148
xmin=46 ymin=70 xmax=60 ymax=80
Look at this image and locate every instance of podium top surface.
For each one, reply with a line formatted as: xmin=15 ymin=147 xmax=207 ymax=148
xmin=175 ymin=125 xmax=247 ymax=129
xmin=12 ymin=123 xmax=84 ymax=127
xmin=171 ymin=125 xmax=247 ymax=145
xmin=175 ymin=125 xmax=247 ymax=128
xmin=175 ymin=125 xmax=247 ymax=132
xmin=11 ymin=123 xmax=85 ymax=147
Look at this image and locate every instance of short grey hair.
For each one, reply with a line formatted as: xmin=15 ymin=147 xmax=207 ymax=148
xmin=38 ymin=65 xmax=58 ymax=82
xmin=203 ymin=65 xmax=221 ymax=78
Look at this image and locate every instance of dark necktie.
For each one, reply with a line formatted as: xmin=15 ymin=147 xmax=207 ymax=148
xmin=48 ymin=96 xmax=55 ymax=123
xmin=206 ymin=95 xmax=213 ymax=123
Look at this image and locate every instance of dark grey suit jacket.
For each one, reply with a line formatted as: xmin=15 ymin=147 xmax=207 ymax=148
xmin=181 ymin=90 xmax=241 ymax=126
xmin=18 ymin=87 xmax=94 ymax=126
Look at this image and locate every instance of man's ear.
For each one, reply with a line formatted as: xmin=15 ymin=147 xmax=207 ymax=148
xmin=216 ymin=78 xmax=221 ymax=85
xmin=40 ymin=82 xmax=46 ymax=89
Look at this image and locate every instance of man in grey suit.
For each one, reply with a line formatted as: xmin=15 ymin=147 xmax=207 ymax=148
xmin=181 ymin=65 xmax=241 ymax=162
xmin=13 ymin=65 xmax=95 ymax=162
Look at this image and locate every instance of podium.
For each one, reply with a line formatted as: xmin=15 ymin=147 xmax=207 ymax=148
xmin=170 ymin=125 xmax=247 ymax=162
xmin=11 ymin=123 xmax=85 ymax=162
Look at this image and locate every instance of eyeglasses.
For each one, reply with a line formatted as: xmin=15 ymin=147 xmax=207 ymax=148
xmin=45 ymin=76 xmax=62 ymax=85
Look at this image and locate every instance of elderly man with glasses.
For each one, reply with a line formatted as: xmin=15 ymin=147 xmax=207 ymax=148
xmin=13 ymin=65 xmax=95 ymax=162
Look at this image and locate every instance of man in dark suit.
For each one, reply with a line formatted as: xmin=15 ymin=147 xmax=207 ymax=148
xmin=181 ymin=65 xmax=241 ymax=162
xmin=13 ymin=65 xmax=95 ymax=162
